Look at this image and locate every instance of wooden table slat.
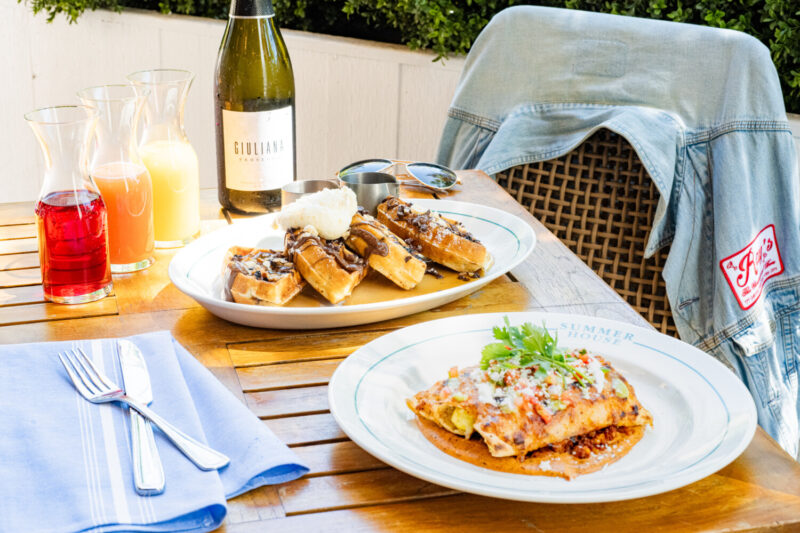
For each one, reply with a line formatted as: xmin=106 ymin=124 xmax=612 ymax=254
xmin=246 ymin=385 xmax=330 ymax=419
xmin=229 ymin=330 xmax=394 ymax=367
xmin=0 ymin=252 xmax=39 ymax=270
xmin=278 ymin=469 xmax=458 ymax=516
xmin=0 ymin=237 xmax=37 ymax=255
xmin=264 ymin=413 xmax=347 ymax=447
xmin=0 ymin=267 xmax=41 ymax=288
xmin=290 ymin=441 xmax=386 ymax=477
xmin=0 ymin=296 xmax=118 ymax=326
xmin=0 ymin=201 xmax=36 ymax=226
xmin=238 ymin=358 xmax=343 ymax=392
xmin=225 ymin=486 xmax=286 ymax=525
xmin=0 ymin=223 xmax=36 ymax=240
xmin=0 ymin=284 xmax=45 ymax=307
xmin=112 ymin=249 xmax=203 ymax=315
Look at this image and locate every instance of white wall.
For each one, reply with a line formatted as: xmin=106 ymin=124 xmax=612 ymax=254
xmin=3 ymin=4 xmax=465 ymax=203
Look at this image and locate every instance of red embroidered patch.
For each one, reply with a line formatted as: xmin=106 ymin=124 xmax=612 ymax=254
xmin=720 ymin=224 xmax=784 ymax=310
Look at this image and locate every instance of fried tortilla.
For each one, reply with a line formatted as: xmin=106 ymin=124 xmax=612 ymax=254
xmin=407 ymin=342 xmax=652 ymax=480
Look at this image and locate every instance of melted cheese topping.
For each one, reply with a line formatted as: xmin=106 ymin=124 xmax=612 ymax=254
xmin=443 ymin=350 xmax=611 ymax=417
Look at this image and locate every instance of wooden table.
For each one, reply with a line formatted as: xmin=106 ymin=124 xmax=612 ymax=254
xmin=1 ymin=171 xmax=799 ymax=532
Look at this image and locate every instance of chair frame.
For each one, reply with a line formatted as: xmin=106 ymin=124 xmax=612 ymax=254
xmin=496 ymin=129 xmax=677 ymax=336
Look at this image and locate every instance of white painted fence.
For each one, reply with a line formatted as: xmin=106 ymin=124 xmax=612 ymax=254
xmin=3 ymin=3 xmax=465 ymax=203
xmin=4 ymin=3 xmax=800 ymax=204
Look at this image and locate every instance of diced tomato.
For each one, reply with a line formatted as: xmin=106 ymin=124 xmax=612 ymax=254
xmin=505 ymin=345 xmax=512 ymax=351
xmin=531 ymin=400 xmax=552 ymax=424
xmin=448 ymin=366 xmax=459 ymax=378
xmin=524 ymin=395 xmax=553 ymax=424
xmin=578 ymin=353 xmax=591 ymax=364
xmin=560 ymin=391 xmax=573 ymax=406
xmin=504 ymin=369 xmax=520 ymax=386
xmin=523 ymin=395 xmax=539 ymax=411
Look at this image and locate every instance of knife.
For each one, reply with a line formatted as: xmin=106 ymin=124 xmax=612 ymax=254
xmin=118 ymin=340 xmax=166 ymax=495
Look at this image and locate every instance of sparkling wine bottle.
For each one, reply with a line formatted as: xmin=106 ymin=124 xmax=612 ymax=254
xmin=214 ymin=0 xmax=296 ymax=214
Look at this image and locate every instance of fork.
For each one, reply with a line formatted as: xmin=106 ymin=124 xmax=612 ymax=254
xmin=58 ymin=347 xmax=230 ymax=471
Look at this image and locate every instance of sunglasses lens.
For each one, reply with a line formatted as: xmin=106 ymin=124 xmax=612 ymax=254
xmin=407 ymin=163 xmax=457 ymax=189
xmin=339 ymin=159 xmax=393 ymax=177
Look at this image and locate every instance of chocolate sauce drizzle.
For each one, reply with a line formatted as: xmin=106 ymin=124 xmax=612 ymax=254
xmin=286 ymin=229 xmax=366 ymax=273
xmin=381 ymin=196 xmax=480 ymax=243
xmin=349 ymin=212 xmax=426 ymax=264
xmin=426 ymin=265 xmax=443 ymax=279
xmin=224 ymin=250 xmax=295 ymax=300
xmin=349 ymin=223 xmax=390 ymax=258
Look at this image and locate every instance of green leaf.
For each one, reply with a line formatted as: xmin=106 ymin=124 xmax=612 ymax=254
xmin=480 ymin=316 xmax=590 ymax=385
xmin=480 ymin=342 xmax=512 ymax=369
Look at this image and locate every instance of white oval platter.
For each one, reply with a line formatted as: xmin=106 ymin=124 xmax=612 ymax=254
xmin=169 ymin=200 xmax=536 ymax=329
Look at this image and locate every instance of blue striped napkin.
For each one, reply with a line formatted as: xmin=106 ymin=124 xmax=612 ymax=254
xmin=0 ymin=331 xmax=308 ymax=533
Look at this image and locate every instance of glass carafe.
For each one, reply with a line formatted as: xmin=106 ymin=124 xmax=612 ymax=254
xmin=25 ymin=106 xmax=113 ymax=304
xmin=127 ymin=69 xmax=200 ymax=248
xmin=79 ymin=85 xmax=155 ymax=273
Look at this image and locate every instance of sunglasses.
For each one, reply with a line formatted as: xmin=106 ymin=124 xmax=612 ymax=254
xmin=338 ymin=159 xmax=458 ymax=191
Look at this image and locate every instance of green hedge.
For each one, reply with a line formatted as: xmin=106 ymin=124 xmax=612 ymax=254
xmin=21 ymin=0 xmax=800 ymax=113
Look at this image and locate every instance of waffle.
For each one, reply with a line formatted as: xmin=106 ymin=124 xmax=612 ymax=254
xmin=223 ymin=246 xmax=305 ymax=305
xmin=285 ymin=227 xmax=368 ymax=304
xmin=346 ymin=211 xmax=427 ymax=289
xmin=377 ymin=197 xmax=492 ymax=274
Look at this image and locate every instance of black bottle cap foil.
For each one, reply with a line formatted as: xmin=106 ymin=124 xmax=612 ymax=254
xmin=229 ymin=0 xmax=275 ymax=17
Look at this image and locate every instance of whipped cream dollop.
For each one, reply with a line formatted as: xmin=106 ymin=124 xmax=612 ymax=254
xmin=277 ymin=186 xmax=357 ymax=240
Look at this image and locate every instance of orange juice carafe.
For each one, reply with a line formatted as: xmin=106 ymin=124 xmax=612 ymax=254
xmin=79 ymin=85 xmax=155 ymax=273
xmin=127 ymin=69 xmax=200 ymax=248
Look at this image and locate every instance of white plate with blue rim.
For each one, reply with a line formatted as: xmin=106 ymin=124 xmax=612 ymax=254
xmin=168 ymin=200 xmax=536 ymax=329
xmin=327 ymin=312 xmax=757 ymax=503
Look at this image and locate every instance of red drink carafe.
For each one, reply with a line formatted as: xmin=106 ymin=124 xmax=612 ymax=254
xmin=25 ymin=106 xmax=113 ymax=304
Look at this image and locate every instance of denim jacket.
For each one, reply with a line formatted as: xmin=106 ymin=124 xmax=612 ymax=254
xmin=437 ymin=6 xmax=800 ymax=457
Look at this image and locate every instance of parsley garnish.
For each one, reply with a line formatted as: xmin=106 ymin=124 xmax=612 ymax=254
xmin=480 ymin=317 xmax=591 ymax=386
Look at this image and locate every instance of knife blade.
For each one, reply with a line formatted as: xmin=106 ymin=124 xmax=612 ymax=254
xmin=118 ymin=339 xmax=165 ymax=495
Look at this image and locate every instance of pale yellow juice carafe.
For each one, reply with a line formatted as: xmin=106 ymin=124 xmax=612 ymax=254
xmin=140 ymin=140 xmax=200 ymax=245
xmin=128 ymin=69 xmax=200 ymax=247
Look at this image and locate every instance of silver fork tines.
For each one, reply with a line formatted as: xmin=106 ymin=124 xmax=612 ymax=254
xmin=57 ymin=345 xmax=231 ymax=471
xmin=58 ymin=348 xmax=122 ymax=401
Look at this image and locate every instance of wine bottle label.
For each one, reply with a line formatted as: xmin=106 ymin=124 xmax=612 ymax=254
xmin=222 ymin=106 xmax=294 ymax=192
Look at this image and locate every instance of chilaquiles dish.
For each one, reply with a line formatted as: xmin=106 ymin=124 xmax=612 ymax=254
xmin=407 ymin=318 xmax=652 ymax=480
